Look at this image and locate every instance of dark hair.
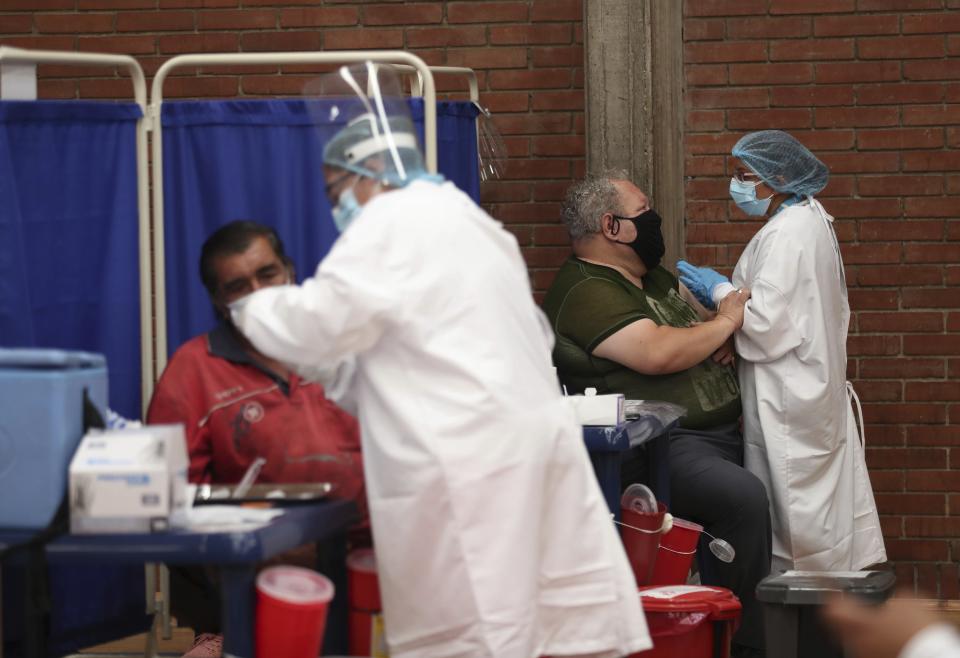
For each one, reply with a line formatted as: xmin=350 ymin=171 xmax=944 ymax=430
xmin=199 ymin=220 xmax=290 ymax=298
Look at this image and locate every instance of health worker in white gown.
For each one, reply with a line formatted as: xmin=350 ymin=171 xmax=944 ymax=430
xmin=230 ymin=64 xmax=650 ymax=658
xmin=678 ymin=130 xmax=886 ymax=573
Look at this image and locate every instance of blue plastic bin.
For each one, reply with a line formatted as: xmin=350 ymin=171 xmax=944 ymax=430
xmin=0 ymin=348 xmax=107 ymax=529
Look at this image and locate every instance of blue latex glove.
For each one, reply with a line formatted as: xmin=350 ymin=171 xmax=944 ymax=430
xmin=677 ymin=260 xmax=730 ymax=310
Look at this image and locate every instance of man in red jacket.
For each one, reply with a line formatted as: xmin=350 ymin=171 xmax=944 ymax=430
xmin=147 ymin=220 xmax=364 ymax=656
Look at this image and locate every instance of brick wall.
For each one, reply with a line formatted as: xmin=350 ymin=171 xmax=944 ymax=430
xmin=3 ymin=0 xmax=959 ymax=596
xmin=685 ymin=0 xmax=960 ymax=596
xmin=0 ymin=0 xmax=584 ymax=288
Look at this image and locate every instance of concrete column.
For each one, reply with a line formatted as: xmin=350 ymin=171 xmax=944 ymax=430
xmin=584 ymin=0 xmax=685 ymax=266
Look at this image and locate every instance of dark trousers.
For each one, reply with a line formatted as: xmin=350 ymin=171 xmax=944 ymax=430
xmin=622 ymin=422 xmax=772 ymax=651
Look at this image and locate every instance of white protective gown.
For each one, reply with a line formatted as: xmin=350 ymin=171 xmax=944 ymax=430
xmin=234 ymin=180 xmax=651 ymax=658
xmin=732 ymin=198 xmax=886 ymax=572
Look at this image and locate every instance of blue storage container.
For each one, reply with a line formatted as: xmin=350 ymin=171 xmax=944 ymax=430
xmin=0 ymin=348 xmax=107 ymax=529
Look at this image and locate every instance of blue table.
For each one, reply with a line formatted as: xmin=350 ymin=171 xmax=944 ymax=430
xmin=583 ymin=418 xmax=675 ymax=520
xmin=0 ymin=499 xmax=358 ymax=658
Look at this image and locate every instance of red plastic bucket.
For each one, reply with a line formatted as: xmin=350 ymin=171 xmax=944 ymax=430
xmin=347 ymin=548 xmax=383 ymax=656
xmin=619 ymin=501 xmax=668 ymax=586
xmin=650 ymin=517 xmax=703 ymax=586
xmin=255 ymin=565 xmax=334 ymax=658
xmin=630 ymin=585 xmax=742 ymax=658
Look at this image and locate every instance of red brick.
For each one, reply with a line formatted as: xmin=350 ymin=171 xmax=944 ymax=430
xmin=770 ymin=0 xmax=854 ymax=12
xmin=814 ymin=13 xmax=899 ymax=36
xmin=481 ymin=182 xmax=531 ymax=204
xmin=686 ymin=111 xmax=726 ymax=132
xmin=0 ymin=35 xmax=72 ymax=50
xmin=866 ymin=403 xmax=947 ymax=424
xmin=531 ymin=46 xmax=583 ymax=67
xmin=520 ymin=245 xmax=570 ymax=268
xmin=685 ymin=156 xmax=727 ymax=177
xmin=860 ymin=358 xmax=945 ymax=379
xmin=904 ymin=151 xmax=960 ymax=172
xmin=862 ymin=35 xmax=946 ymax=60
xmin=686 ymin=133 xmax=742 ymax=156
xmin=489 ymin=24 xmax=572 ymax=45
xmin=242 ymin=75 xmax=321 ymax=95
xmin=78 ymin=0 xmax=156 ymax=6
xmin=815 ymin=61 xmax=900 ymax=84
xmin=76 ymin=35 xmax=156 ymax=54
xmin=885 ymin=540 xmax=949 ymax=562
xmin=530 ymin=0 xmax=581 ymax=22
xmin=685 ymin=41 xmax=766 ymax=64
xmin=949 ymin=313 xmax=960 ymax=332
xmin=728 ymin=62 xmax=814 ymax=85
xmin=532 ymin=182 xmax=571 ymax=202
xmin=479 ymin=92 xmax=529 ymax=113
xmin=907 ymin=382 xmax=960 ymax=402
xmin=503 ymin=159 xmax=570 ymax=180
xmin=728 ymin=108 xmax=812 ymax=130
xmin=950 ymin=131 xmax=960 ymax=150
xmin=903 ymin=12 xmax=960 ymax=34
xmin=829 ymin=197 xmax=901 ymax=218
xmin=942 ymin=564 xmax=960 ymax=600
xmin=195 ymin=9 xmax=273 ymax=30
xmin=77 ymin=78 xmax=142 ymax=98
xmin=533 ymin=225 xmax=571 ymax=246
xmin=321 ymin=29 xmax=400 ymax=50
xmin=858 ymin=0 xmax=942 ymax=7
xmin=903 ymin=289 xmax=960 ymax=309
xmin=36 ymin=12 xmax=115 ymax=34
xmin=447 ymin=2 xmax=528 ymax=24
xmin=876 ymin=493 xmax=947 ymax=516
xmin=278 ymin=7 xmax=358 ymax=28
xmin=492 ymin=113 xmax=571 ymax=135
xmin=115 ymin=10 xmax=195 ymax=31
xmin=849 ymin=290 xmax=900 ymax=310
xmin=906 ymin=244 xmax=960 ymax=265
xmin=820 ymin=175 xmax=856 ymax=198
xmin=950 ymin=35 xmax=960 ymax=57
xmin=861 ymin=424 xmax=905 ymax=446
xmin=905 ymin=336 xmax=960 ymax=356
xmin=364 ymin=3 xmax=442 ymax=26
xmin=0 ymin=15 xmax=33 ymax=33
xmin=869 ymin=447 xmax=946 ymax=469
xmin=861 ymin=176 xmax=944 ymax=198
xmin=37 ymin=79 xmax=77 ymax=99
xmin=905 ymin=60 xmax=960 ymax=82
xmin=2 ymin=0 xmax=71 ymax=8
xmin=684 ymin=200 xmax=727 ymax=222
xmin=163 ymin=76 xmax=239 ymax=98
xmin=859 ymin=312 xmax=944 ymax=333
xmin=686 ymin=64 xmax=730 ymax=87
xmin=906 ymin=517 xmax=960 ymax=537
xmin=688 ymin=87 xmax=767 ymax=109
xmin=870 ymin=470 xmax=905 ymax=491
xmin=770 ymin=38 xmax=854 ymax=61
xmin=849 ymin=334 xmax=901 ymax=355
xmin=727 ymin=16 xmax=810 ymax=39
xmin=858 ymin=83 xmax=945 ymax=106
xmin=687 ymin=222 xmax=764 ymax=243
xmin=498 ymin=137 xmax=528 ymax=158
xmin=488 ymin=69 xmax=571 ymax=90
xmin=857 ymin=381 xmax=904 ymax=403
xmin=160 ymin=0 xmax=238 ymax=6
xmin=858 ymin=265 xmax=942 ymax=287
xmin=822 ymin=152 xmax=900 ymax=173
xmin=815 ymin=106 xmax=899 ymax=128
xmin=531 ymin=136 xmax=584 ymax=157
xmin=905 ymin=105 xmax=960 ymax=127
xmin=910 ymin=425 xmax=960 ymax=446
xmin=531 ymin=91 xmax=583 ymax=111
xmin=905 ymin=199 xmax=960 ymax=219
xmin=685 ymin=19 xmax=726 ymax=41
xmin=881 ymin=515 xmax=903 ymax=539
xmin=858 ymin=128 xmax=945 ymax=151
xmin=948 ymin=266 xmax=960 ymax=286
xmin=447 ymin=47 xmax=527 ymax=69
xmin=771 ymin=85 xmax=853 ymax=107
xmin=38 ymin=63 xmax=116 ymax=79
xmin=159 ymin=32 xmax=238 ymax=54
xmin=684 ymin=0 xmax=767 ymax=16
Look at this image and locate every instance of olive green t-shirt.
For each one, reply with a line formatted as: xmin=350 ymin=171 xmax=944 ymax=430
xmin=542 ymin=257 xmax=741 ymax=429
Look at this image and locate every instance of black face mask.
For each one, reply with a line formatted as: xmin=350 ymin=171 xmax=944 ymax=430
xmin=610 ymin=208 xmax=665 ymax=270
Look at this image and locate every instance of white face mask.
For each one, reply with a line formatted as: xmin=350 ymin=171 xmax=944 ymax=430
xmin=729 ymin=176 xmax=773 ymax=216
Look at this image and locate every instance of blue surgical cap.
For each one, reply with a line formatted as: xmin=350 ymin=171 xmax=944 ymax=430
xmin=732 ymin=130 xmax=829 ymax=198
xmin=323 ymin=112 xmax=426 ymax=188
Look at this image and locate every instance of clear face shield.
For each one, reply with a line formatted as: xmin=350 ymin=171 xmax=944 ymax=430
xmin=305 ymin=62 xmax=428 ymax=191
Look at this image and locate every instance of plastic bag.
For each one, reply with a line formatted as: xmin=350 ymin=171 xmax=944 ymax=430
xmin=623 ymin=400 xmax=687 ymax=447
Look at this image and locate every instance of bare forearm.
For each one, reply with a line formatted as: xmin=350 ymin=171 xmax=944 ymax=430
xmin=645 ymin=317 xmax=736 ymax=373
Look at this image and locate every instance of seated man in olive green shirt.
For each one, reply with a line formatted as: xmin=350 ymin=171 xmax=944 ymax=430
xmin=543 ymin=170 xmax=771 ymax=658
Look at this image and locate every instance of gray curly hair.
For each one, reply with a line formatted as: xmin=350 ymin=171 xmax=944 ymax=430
xmin=560 ymin=168 xmax=630 ymax=241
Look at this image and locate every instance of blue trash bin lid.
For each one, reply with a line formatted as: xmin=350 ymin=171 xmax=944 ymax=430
xmin=0 ymin=348 xmax=106 ymax=370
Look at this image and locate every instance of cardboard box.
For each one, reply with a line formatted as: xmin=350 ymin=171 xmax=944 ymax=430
xmin=69 ymin=424 xmax=188 ymax=534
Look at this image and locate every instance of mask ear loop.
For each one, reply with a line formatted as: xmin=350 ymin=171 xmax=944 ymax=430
xmin=607 ymin=214 xmax=622 ymax=237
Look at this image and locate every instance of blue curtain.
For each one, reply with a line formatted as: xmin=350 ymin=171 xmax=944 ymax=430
xmin=0 ymin=101 xmax=142 ymax=419
xmin=161 ymin=98 xmax=479 ymax=355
